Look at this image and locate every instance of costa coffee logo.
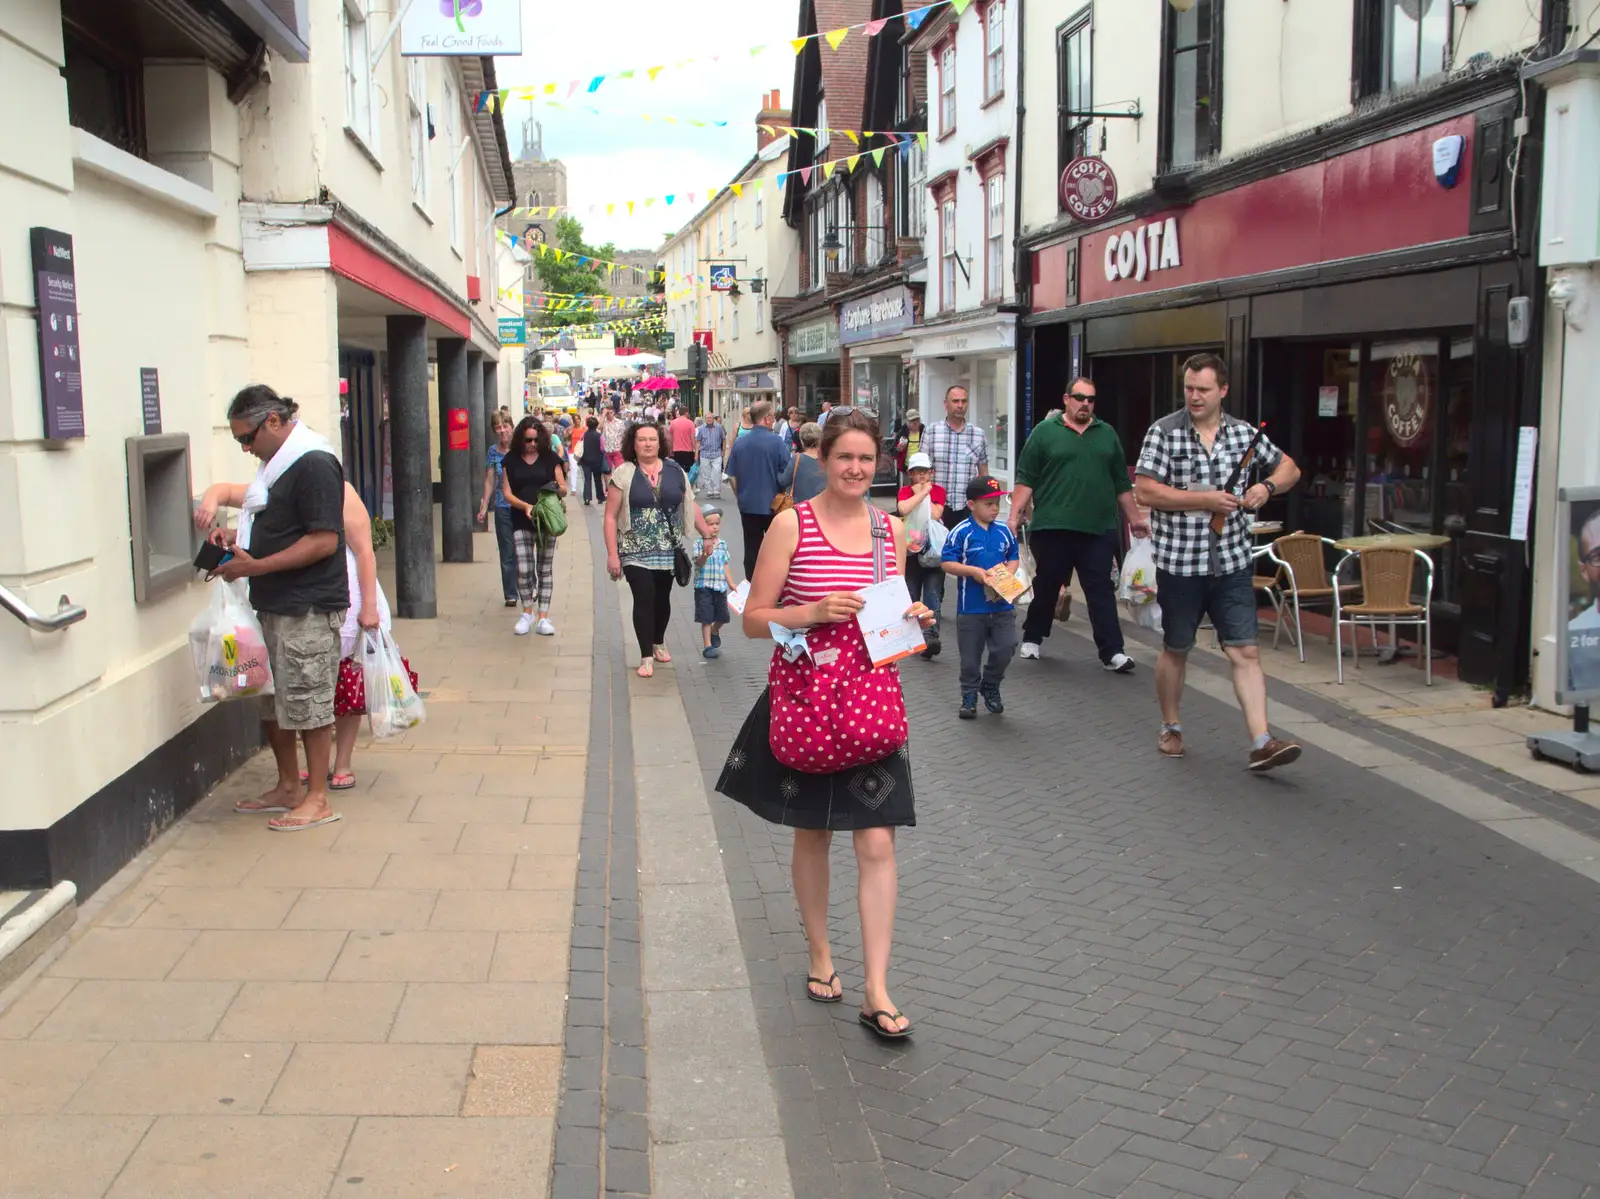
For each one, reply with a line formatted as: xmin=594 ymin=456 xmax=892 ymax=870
xmin=1382 ymin=353 xmax=1431 ymax=448
xmin=1060 ymin=157 xmax=1118 ymax=222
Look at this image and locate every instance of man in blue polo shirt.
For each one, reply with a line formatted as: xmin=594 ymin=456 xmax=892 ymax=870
xmin=723 ymin=398 xmax=792 ymax=577
xmin=942 ymin=476 xmax=1021 ymax=720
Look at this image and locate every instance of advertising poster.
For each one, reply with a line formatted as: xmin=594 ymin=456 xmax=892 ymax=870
xmin=402 ymin=0 xmax=522 ymax=55
xmin=1558 ymin=488 xmax=1600 ymax=704
xmin=31 ymin=227 xmax=85 ymax=439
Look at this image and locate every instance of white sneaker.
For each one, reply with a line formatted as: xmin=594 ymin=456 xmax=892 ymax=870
xmin=1105 ymin=653 xmax=1135 ymax=673
xmin=535 ymin=618 xmax=556 ymax=636
xmin=1020 ymin=642 xmax=1041 ymax=660
xmin=513 ymin=613 xmax=534 ymax=636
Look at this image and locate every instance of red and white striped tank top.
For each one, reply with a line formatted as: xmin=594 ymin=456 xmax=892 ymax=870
xmin=779 ymin=502 xmax=899 ymax=608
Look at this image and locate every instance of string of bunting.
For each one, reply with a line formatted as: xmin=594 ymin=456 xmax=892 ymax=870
xmin=497 ymin=229 xmax=666 ymax=282
xmin=525 ymin=314 xmax=666 ymax=337
xmin=497 ymin=134 xmax=928 ymax=223
xmin=470 ymin=0 xmax=967 ymax=110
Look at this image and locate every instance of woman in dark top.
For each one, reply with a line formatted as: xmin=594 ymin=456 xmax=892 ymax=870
xmin=602 ymin=421 xmax=712 ymax=678
xmin=501 ymin=416 xmax=567 ymax=637
xmin=775 ymin=421 xmax=826 ymax=503
xmin=578 ymin=416 xmax=607 ymax=506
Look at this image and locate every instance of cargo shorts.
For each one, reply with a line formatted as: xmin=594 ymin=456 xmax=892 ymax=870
xmin=259 ymin=610 xmax=345 ymax=731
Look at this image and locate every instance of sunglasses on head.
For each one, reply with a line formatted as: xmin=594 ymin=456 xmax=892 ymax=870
xmin=1068 ymin=392 xmax=1096 ymax=403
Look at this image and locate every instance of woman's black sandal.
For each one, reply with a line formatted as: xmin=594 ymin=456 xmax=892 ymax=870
xmin=859 ymin=1009 xmax=913 ymax=1039
xmin=806 ymin=972 xmax=842 ymax=1003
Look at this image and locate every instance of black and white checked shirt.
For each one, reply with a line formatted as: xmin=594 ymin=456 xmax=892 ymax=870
xmin=923 ymin=420 xmax=988 ymax=510
xmin=1134 ymin=411 xmax=1283 ymax=577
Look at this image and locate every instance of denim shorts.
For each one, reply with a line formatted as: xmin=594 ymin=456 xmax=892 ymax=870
xmin=1155 ymin=568 xmax=1258 ymax=652
xmin=694 ymin=587 xmax=731 ymax=626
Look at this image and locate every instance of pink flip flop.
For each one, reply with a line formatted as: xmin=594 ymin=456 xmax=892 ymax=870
xmin=328 ymin=772 xmax=357 ymax=791
xmin=267 ymin=812 xmax=343 ymax=832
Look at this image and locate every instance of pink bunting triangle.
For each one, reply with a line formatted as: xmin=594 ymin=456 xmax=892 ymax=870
xmin=865 ymin=18 xmax=888 ymax=36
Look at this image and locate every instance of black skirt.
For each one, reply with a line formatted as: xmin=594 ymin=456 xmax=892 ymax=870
xmin=716 ymin=689 xmax=916 ymax=831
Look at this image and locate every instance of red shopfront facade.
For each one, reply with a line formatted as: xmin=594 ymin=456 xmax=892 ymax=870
xmin=1023 ymin=88 xmax=1540 ymax=690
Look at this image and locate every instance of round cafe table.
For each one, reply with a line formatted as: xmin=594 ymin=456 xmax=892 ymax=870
xmin=1331 ymin=532 xmax=1450 ymax=661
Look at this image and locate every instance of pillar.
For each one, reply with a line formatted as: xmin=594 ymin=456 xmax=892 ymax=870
xmin=387 ymin=315 xmax=436 ymax=619
xmin=466 ymin=351 xmax=487 ymax=522
xmin=436 ymin=337 xmax=473 ymax=563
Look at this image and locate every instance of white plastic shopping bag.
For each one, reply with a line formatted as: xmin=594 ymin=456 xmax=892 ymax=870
xmin=1133 ymin=600 xmax=1163 ymax=633
xmin=919 ymin=516 xmax=948 ymax=568
xmin=188 ymin=579 xmax=274 ymax=703
xmin=1118 ymin=537 xmax=1159 ymax=606
xmin=904 ymin=494 xmax=932 ymax=556
xmin=363 ymin=629 xmax=425 ymax=740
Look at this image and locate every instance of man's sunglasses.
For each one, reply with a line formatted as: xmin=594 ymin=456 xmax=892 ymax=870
xmin=1068 ymin=392 xmax=1097 ymax=403
xmin=1581 ymin=548 xmax=1600 ymax=568
xmin=235 ymin=419 xmax=268 ymax=448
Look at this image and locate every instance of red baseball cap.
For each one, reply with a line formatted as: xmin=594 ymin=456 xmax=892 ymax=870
xmin=966 ymin=476 xmax=1008 ymax=502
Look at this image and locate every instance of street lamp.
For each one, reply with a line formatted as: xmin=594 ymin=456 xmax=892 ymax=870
xmin=824 ymin=224 xmax=864 ymax=270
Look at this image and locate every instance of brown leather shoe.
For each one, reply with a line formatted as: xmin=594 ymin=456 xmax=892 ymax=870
xmin=1158 ymin=730 xmax=1184 ymax=758
xmin=1248 ymin=738 xmax=1302 ymax=772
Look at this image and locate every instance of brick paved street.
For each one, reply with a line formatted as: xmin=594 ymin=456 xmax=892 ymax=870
xmin=667 ymin=514 xmax=1600 ymax=1199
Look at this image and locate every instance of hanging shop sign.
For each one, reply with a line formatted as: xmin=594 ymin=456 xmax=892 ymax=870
xmin=788 ymin=317 xmax=839 ymax=363
xmin=403 ymin=1 xmax=522 ymax=55
xmin=1381 ymin=352 xmax=1432 ymax=448
xmin=1103 ymin=217 xmax=1182 ymax=284
xmin=735 ymin=372 xmax=777 ymax=390
xmin=839 ymin=285 xmax=914 ymax=346
xmin=30 ymin=227 xmax=85 ymax=440
xmin=709 ymin=264 xmax=737 ymax=292
xmin=1060 ymin=157 xmax=1119 ymax=223
xmin=498 ymin=317 xmax=526 ymax=346
xmin=692 ymin=328 xmax=715 ymax=353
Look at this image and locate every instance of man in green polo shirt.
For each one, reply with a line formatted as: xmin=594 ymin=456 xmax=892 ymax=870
xmin=1008 ymin=377 xmax=1149 ymax=671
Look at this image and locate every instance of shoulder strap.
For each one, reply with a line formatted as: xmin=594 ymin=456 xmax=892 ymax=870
xmin=869 ymin=506 xmax=888 ymax=585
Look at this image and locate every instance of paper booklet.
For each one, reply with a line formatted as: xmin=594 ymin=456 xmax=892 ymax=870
xmin=726 ymin=580 xmax=751 ymax=615
xmin=855 ymin=576 xmax=926 ymax=666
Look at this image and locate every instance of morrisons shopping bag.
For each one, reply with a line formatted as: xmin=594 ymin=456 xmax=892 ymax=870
xmin=189 ymin=579 xmax=273 ymax=703
xmin=363 ymin=629 xmax=425 ymax=740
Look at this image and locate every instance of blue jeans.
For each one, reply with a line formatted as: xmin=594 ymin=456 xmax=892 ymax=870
xmin=904 ymin=557 xmax=944 ymax=640
xmin=1156 ymin=567 xmax=1258 ymax=652
xmin=493 ymin=507 xmax=518 ymax=601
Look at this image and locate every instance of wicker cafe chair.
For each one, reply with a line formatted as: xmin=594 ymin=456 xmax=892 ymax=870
xmin=1266 ymin=533 xmax=1360 ymax=662
xmin=1332 ymin=547 xmax=1434 ymax=686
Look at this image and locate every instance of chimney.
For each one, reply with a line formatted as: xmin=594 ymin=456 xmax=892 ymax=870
xmin=756 ymin=89 xmax=789 ymax=152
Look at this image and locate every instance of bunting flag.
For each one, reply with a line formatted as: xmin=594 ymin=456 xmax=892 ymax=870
xmin=469 ymin=0 xmax=962 ymax=107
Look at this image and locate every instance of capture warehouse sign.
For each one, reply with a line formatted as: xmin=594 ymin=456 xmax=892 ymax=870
xmin=839 ymin=285 xmax=914 ymax=346
xmin=403 ymin=0 xmax=522 ymax=55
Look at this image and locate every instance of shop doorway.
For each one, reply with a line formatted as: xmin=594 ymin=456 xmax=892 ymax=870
xmin=1083 ymin=347 xmax=1224 ymax=464
xmin=339 ymin=348 xmax=382 ymax=519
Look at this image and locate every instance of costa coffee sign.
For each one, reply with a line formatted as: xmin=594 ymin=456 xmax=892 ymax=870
xmin=1104 ymin=217 xmax=1182 ymax=283
xmin=1060 ymin=157 xmax=1118 ymax=222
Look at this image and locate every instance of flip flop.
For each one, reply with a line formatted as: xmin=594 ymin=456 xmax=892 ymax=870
xmin=267 ymin=812 xmax=343 ymax=832
xmin=806 ymin=972 xmax=842 ymax=1003
xmin=328 ymin=773 xmax=357 ymax=791
xmin=233 ymin=800 xmax=293 ymax=814
xmin=858 ymin=1009 xmax=913 ymax=1040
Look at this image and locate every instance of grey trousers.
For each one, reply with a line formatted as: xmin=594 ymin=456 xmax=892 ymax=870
xmin=957 ymin=610 xmax=1019 ymax=694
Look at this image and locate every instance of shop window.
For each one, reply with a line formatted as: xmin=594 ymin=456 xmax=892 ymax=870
xmin=342 ymin=0 xmax=379 ymax=156
xmin=975 ymin=359 xmax=1009 ymax=472
xmin=866 ymin=173 xmax=887 ymax=264
xmin=938 ymin=41 xmax=957 ymax=137
xmin=940 ymin=200 xmax=957 ymax=311
xmin=1057 ymin=8 xmax=1093 ymax=175
xmin=63 ymin=29 xmax=143 ymax=157
xmin=408 ymin=58 xmax=429 ymax=209
xmin=984 ymin=172 xmax=1005 ymax=300
xmin=983 ymin=1 xmax=1005 ymax=102
xmin=1353 ymin=0 xmax=1450 ymax=99
xmin=897 ymin=140 xmax=928 ymax=239
xmin=1160 ymin=0 xmax=1222 ymax=171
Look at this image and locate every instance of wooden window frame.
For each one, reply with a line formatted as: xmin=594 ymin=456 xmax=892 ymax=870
xmin=937 ymin=36 xmax=957 ymax=140
xmin=1057 ymin=6 xmax=1093 ymax=183
xmin=980 ymin=0 xmax=1006 ymax=107
xmin=1157 ymin=0 xmax=1224 ymax=172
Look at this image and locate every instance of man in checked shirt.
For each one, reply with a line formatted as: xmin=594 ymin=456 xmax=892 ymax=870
xmin=919 ymin=385 xmax=989 ymax=658
xmin=1134 ymin=353 xmax=1304 ymax=772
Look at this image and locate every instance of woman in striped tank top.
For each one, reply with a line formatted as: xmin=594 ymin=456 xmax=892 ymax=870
xmin=717 ymin=411 xmax=937 ymax=1040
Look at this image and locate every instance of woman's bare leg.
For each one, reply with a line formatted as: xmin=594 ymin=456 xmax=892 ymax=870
xmin=792 ymin=829 xmax=841 ymax=999
xmin=854 ymin=827 xmax=907 ymax=1031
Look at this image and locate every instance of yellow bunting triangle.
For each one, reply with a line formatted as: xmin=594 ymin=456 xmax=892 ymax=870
xmin=952 ymin=0 xmax=973 ymax=11
xmin=825 ymin=27 xmax=849 ymax=50
xmin=730 ymin=183 xmax=743 ymax=197
xmin=822 ymin=160 xmax=837 ymax=179
xmin=647 ymin=66 xmax=664 ymax=81
xmin=848 ymin=154 xmax=862 ymax=170
xmin=543 ymin=82 xmax=556 ymax=95
xmin=843 ymin=130 xmax=859 ymax=145
xmin=871 ymin=147 xmax=886 ymax=166
xmin=790 ymin=37 xmax=809 ymax=54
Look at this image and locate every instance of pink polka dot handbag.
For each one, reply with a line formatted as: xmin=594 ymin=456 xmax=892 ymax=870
xmin=767 ymin=508 xmax=909 ymax=774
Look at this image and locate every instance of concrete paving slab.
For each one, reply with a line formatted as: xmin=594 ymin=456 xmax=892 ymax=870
xmin=66 ymin=1041 xmax=291 ymax=1115
xmin=106 ymin=1114 xmax=351 ymax=1198
xmin=264 ymin=1043 xmax=471 ymax=1115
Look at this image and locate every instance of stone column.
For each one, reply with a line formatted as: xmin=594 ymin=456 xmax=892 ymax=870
xmin=436 ymin=337 xmax=473 ymax=563
xmin=482 ymin=360 xmax=499 ymax=430
xmin=386 ymin=315 xmax=436 ymax=619
xmin=466 ymin=351 xmax=487 ymax=527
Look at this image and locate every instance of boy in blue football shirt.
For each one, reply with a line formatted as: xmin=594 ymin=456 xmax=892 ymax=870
xmin=941 ymin=477 xmax=1021 ymax=719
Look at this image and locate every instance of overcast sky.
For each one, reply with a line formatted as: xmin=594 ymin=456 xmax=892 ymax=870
xmin=494 ymin=0 xmax=801 ymax=252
